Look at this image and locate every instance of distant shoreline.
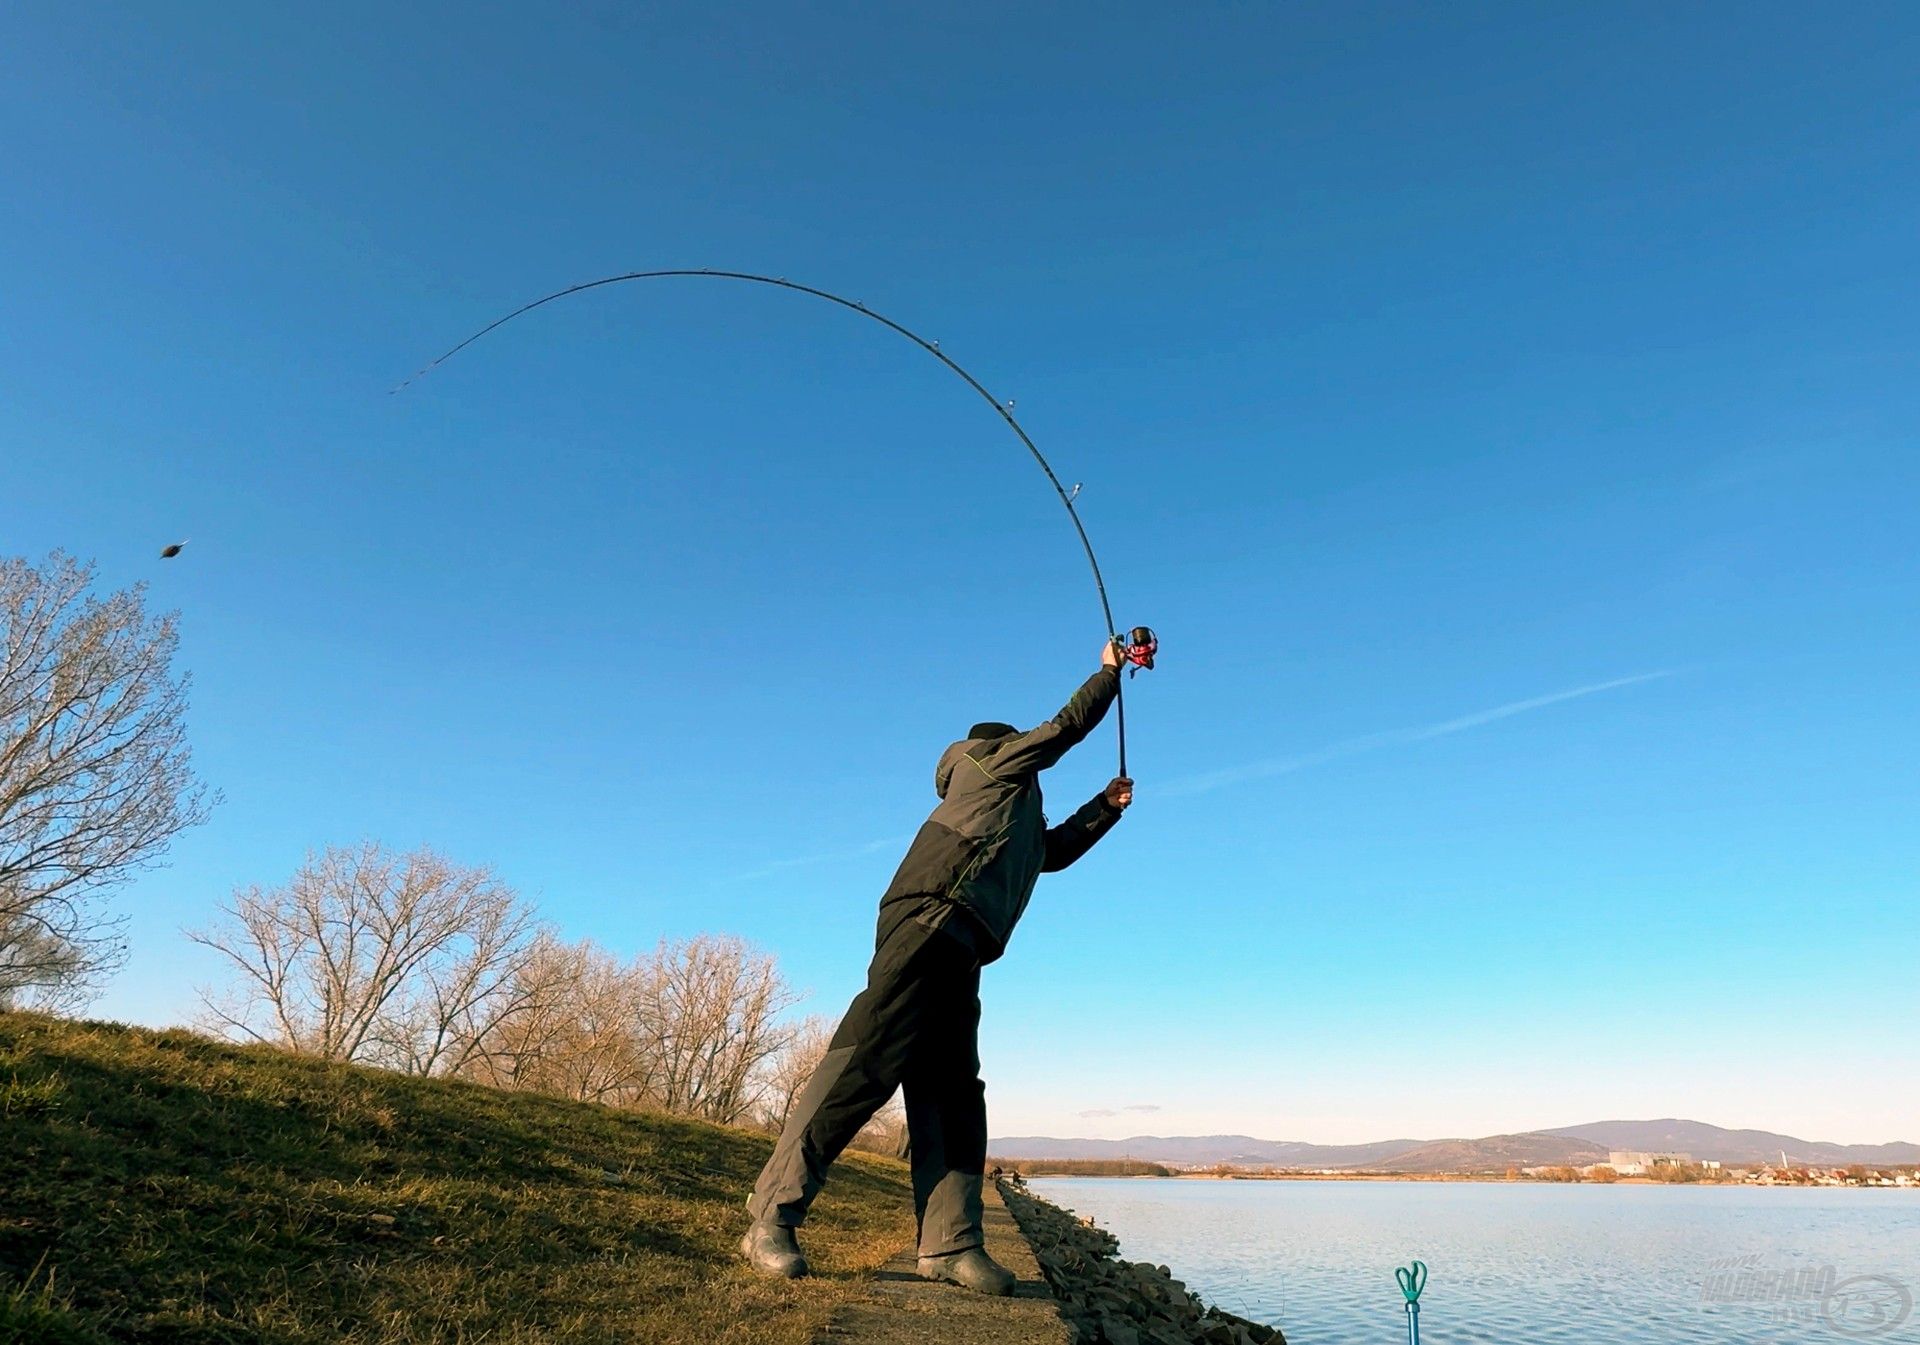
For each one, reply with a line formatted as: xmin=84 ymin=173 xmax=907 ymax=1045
xmin=1016 ymin=1171 xmax=1919 ymax=1188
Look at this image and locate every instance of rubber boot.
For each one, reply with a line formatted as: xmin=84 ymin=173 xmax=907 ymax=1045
xmin=917 ymin=1247 xmax=1015 ymax=1296
xmin=739 ymin=1219 xmax=809 ymax=1278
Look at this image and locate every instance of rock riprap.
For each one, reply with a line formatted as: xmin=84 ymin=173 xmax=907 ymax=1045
xmin=997 ymin=1180 xmax=1286 ymax=1345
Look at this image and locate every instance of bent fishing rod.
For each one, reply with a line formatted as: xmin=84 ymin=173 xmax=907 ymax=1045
xmin=393 ymin=268 xmax=1155 ymax=775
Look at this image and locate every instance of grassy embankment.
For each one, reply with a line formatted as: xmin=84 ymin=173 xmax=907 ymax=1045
xmin=0 ymin=1012 xmax=914 ymax=1344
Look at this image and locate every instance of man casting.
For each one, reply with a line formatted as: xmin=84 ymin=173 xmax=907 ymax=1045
xmin=741 ymin=642 xmax=1135 ymax=1294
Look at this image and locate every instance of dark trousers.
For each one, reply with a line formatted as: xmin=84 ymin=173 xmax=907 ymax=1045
xmin=747 ymin=904 xmax=986 ymax=1257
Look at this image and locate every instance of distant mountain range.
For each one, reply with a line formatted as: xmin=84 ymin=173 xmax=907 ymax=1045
xmin=990 ymin=1119 xmax=1920 ymax=1173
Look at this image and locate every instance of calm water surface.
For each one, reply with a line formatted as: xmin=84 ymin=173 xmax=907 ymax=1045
xmin=1029 ymin=1178 xmax=1919 ymax=1344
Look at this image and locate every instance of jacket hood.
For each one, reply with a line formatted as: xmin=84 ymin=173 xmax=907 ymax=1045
xmin=935 ymin=740 xmax=974 ymax=799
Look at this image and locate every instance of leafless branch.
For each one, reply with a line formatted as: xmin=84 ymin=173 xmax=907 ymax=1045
xmin=0 ymin=552 xmax=213 ymax=1008
xmin=189 ymin=843 xmax=541 ymax=1073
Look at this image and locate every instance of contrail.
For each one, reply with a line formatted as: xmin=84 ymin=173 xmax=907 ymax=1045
xmin=1396 ymin=671 xmax=1675 ymax=741
xmin=725 ymin=835 xmax=910 ymax=884
xmin=1164 ymin=670 xmax=1676 ymax=796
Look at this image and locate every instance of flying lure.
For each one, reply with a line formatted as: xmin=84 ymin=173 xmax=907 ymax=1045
xmin=394 ymin=269 xmax=1156 ymax=774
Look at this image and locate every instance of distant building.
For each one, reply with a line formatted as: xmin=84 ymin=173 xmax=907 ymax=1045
xmin=1607 ymin=1150 xmax=1693 ymax=1176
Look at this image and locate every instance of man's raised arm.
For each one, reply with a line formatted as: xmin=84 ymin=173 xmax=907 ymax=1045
xmin=978 ymin=643 xmax=1122 ymax=777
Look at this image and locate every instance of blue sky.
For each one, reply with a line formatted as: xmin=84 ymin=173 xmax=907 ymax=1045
xmin=3 ymin=3 xmax=1914 ymax=1144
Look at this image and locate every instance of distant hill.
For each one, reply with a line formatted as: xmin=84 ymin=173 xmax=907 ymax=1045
xmin=1377 ymin=1133 xmax=1606 ymax=1173
xmin=1544 ymin=1119 xmax=1920 ymax=1167
xmin=992 ymin=1119 xmax=1919 ymax=1173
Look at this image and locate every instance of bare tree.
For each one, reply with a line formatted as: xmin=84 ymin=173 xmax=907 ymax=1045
xmin=461 ymin=936 xmax=663 ymax=1104
xmin=456 ymin=934 xmax=588 ymax=1091
xmin=763 ymin=1013 xmax=835 ymax=1130
xmin=460 ymin=936 xmax=805 ymax=1123
xmin=191 ymin=843 xmax=540 ymax=1073
xmin=0 ymin=901 xmax=89 ymax=1013
xmin=849 ymin=1098 xmax=909 ymax=1158
xmin=192 ymin=843 xmax=813 ymax=1123
xmin=759 ymin=1011 xmax=906 ymax=1151
xmin=645 ymin=934 xmax=799 ymax=1124
xmin=0 ymin=552 xmax=213 ymax=1009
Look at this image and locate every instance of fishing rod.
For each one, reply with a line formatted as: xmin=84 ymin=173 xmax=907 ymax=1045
xmin=393 ymin=268 xmax=1156 ymax=775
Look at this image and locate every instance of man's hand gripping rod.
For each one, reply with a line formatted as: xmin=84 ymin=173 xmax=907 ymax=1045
xmin=1108 ymin=626 xmax=1158 ymax=780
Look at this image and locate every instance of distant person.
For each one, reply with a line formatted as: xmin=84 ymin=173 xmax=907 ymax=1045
xmin=741 ymin=644 xmax=1135 ymax=1295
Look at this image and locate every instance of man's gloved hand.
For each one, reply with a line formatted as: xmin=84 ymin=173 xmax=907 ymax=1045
xmin=1104 ymin=777 xmax=1134 ymax=811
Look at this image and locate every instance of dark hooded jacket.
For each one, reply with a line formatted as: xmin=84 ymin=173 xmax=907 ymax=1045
xmin=878 ymin=666 xmax=1123 ymax=963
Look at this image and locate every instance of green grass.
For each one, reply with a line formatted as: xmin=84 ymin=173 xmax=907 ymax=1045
xmin=0 ymin=1012 xmax=915 ymax=1344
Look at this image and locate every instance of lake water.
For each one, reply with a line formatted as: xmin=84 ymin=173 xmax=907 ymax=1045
xmin=1028 ymin=1178 xmax=1919 ymax=1344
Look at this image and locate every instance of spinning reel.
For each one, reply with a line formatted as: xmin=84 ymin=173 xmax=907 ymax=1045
xmin=1118 ymin=626 xmax=1158 ymax=677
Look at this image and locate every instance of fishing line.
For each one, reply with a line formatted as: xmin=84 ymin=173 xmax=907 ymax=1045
xmin=393 ymin=268 xmax=1148 ymax=775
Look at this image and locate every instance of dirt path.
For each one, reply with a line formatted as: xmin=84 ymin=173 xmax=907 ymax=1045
xmin=818 ymin=1184 xmax=1072 ymax=1345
